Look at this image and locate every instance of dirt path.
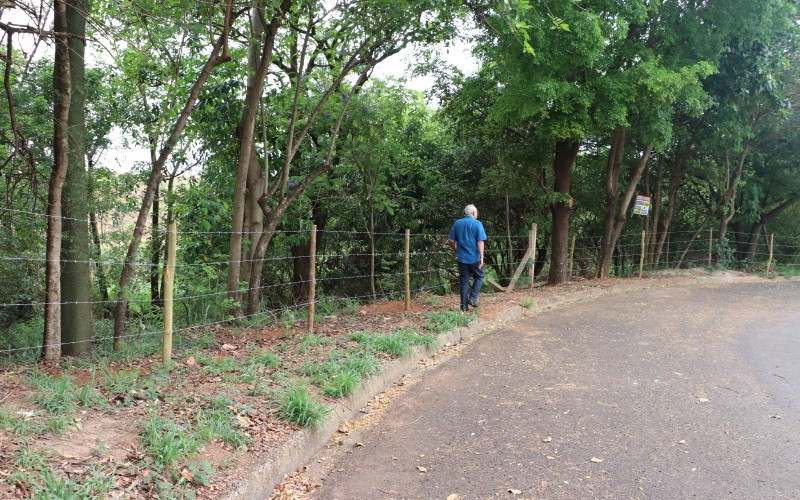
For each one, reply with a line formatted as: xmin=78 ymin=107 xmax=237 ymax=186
xmin=301 ymin=281 xmax=800 ymax=499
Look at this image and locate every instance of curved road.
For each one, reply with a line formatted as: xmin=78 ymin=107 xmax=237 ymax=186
xmin=310 ymin=282 xmax=800 ymax=499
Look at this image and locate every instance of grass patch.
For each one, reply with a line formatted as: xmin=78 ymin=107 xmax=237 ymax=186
xmin=13 ymin=445 xmax=47 ymax=469
xmin=248 ymin=347 xmax=281 ymax=368
xmin=140 ymin=413 xmax=201 ymax=472
xmin=34 ymin=464 xmax=116 ymax=499
xmin=276 ymin=384 xmax=332 ymax=428
xmin=776 ymin=264 xmax=800 ymax=278
xmin=295 ymin=333 xmax=329 ymax=354
xmin=423 ymin=295 xmax=444 ymax=307
xmin=28 ymin=371 xmax=77 ymax=416
xmin=46 ymin=415 xmax=75 ymax=435
xmin=350 ymin=329 xmax=436 ymax=358
xmin=315 ymin=296 xmax=360 ymax=318
xmin=521 ymin=295 xmax=534 ymax=308
xmin=424 ymin=310 xmax=472 ymax=333
xmin=198 ymin=356 xmax=238 ymax=375
xmin=100 ymin=367 xmax=140 ymax=396
xmin=195 ymin=397 xmax=251 ymax=449
xmin=299 ymin=349 xmax=380 ymax=398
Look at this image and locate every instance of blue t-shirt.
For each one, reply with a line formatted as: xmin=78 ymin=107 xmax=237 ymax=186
xmin=449 ymin=216 xmax=487 ymax=264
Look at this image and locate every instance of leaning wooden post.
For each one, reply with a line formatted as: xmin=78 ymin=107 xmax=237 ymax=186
xmin=639 ymin=229 xmax=646 ymax=278
xmin=569 ymin=234 xmax=576 ymax=279
xmin=767 ymin=233 xmax=774 ymax=274
xmin=708 ymin=227 xmax=713 ymax=266
xmin=308 ymin=225 xmax=317 ymax=334
xmin=162 ymin=222 xmax=177 ymax=363
xmin=404 ymin=229 xmax=411 ymax=310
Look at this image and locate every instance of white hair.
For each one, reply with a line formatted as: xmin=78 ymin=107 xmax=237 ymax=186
xmin=464 ymin=204 xmax=477 ymax=216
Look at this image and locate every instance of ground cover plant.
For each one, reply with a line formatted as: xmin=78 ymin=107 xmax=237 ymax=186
xmin=0 ymin=291 xmax=504 ymax=497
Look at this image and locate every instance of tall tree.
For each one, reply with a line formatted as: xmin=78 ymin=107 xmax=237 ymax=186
xmin=112 ymin=0 xmax=235 ymax=347
xmin=228 ymin=0 xmax=460 ymax=315
xmin=43 ymin=0 xmax=71 ymax=360
xmin=227 ymin=0 xmax=292 ymax=318
xmin=60 ymin=0 xmax=92 ymax=356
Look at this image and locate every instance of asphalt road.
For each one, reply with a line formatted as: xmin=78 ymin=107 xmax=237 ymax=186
xmin=310 ymin=282 xmax=800 ymax=499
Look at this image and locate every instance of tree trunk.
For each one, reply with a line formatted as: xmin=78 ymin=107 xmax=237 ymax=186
xmin=227 ymin=0 xmax=291 ymax=319
xmin=291 ymin=203 xmax=326 ymax=304
xmin=243 ymin=146 xmax=265 ymax=282
xmin=60 ymin=0 xmax=92 ymax=357
xmin=604 ymin=146 xmax=653 ymax=274
xmin=597 ymin=126 xmax=626 ymax=278
xmin=150 ymin=184 xmax=162 ymax=307
xmin=547 ymin=139 xmax=580 ymax=285
xmin=718 ymin=146 xmax=749 ymax=243
xmin=742 ymin=197 xmax=796 ymax=261
xmin=646 ymin=155 xmax=664 ymax=264
xmin=89 ymin=212 xmax=109 ymax=302
xmin=653 ymin=143 xmax=690 ymax=266
xmin=368 ymin=198 xmax=376 ymax=300
xmin=291 ymin=238 xmax=311 ymax=304
xmin=113 ymin=2 xmax=234 ymax=349
xmin=43 ymin=0 xmax=71 ymax=361
xmin=505 ymin=191 xmax=513 ymax=281
xmin=159 ymin=174 xmax=176 ymax=306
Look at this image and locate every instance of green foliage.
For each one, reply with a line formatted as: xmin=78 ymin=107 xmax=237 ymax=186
xmin=13 ymin=445 xmax=47 ymax=469
xmin=198 ymin=356 xmax=238 ymax=375
xmin=0 ymin=318 xmax=44 ymax=364
xmin=140 ymin=413 xmax=201 ymax=472
xmin=101 ymin=368 xmax=140 ymax=396
xmin=195 ymin=396 xmax=252 ymax=449
xmin=295 ymin=333 xmax=329 ymax=354
xmin=247 ymin=347 xmax=281 ymax=369
xmin=521 ymin=296 xmax=534 ymax=308
xmin=28 ymin=371 xmax=77 ymax=416
xmin=300 ymin=349 xmax=380 ymax=398
xmin=276 ymin=385 xmax=332 ymax=428
xmin=349 ymin=329 xmax=436 ymax=358
xmin=425 ymin=311 xmax=473 ymax=333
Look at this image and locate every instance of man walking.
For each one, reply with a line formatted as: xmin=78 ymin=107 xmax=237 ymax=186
xmin=449 ymin=204 xmax=487 ymax=312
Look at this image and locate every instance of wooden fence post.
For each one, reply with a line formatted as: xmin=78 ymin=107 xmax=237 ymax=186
xmin=708 ymin=227 xmax=713 ymax=266
xmin=767 ymin=233 xmax=774 ymax=274
xmin=639 ymin=229 xmax=646 ymax=278
xmin=529 ymin=223 xmax=537 ymax=289
xmin=569 ymin=234 xmax=576 ymax=279
xmin=162 ymin=222 xmax=177 ymax=363
xmin=308 ymin=225 xmax=317 ymax=334
xmin=405 ymin=229 xmax=411 ymax=310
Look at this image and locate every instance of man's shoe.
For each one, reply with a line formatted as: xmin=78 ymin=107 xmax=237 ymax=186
xmin=460 ymin=305 xmax=469 ymax=312
xmin=468 ymin=299 xmax=478 ymax=308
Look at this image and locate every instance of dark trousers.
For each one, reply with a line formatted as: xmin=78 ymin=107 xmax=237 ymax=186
xmin=458 ymin=261 xmax=484 ymax=309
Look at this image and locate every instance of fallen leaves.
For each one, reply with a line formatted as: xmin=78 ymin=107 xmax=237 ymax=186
xmin=508 ymin=488 xmax=523 ymax=495
xmin=417 ymin=466 xmax=428 ymax=473
xmin=590 ymin=457 xmax=604 ymax=463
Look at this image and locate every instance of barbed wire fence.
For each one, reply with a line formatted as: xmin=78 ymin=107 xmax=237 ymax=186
xmin=0 ymin=207 xmax=798 ymax=362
